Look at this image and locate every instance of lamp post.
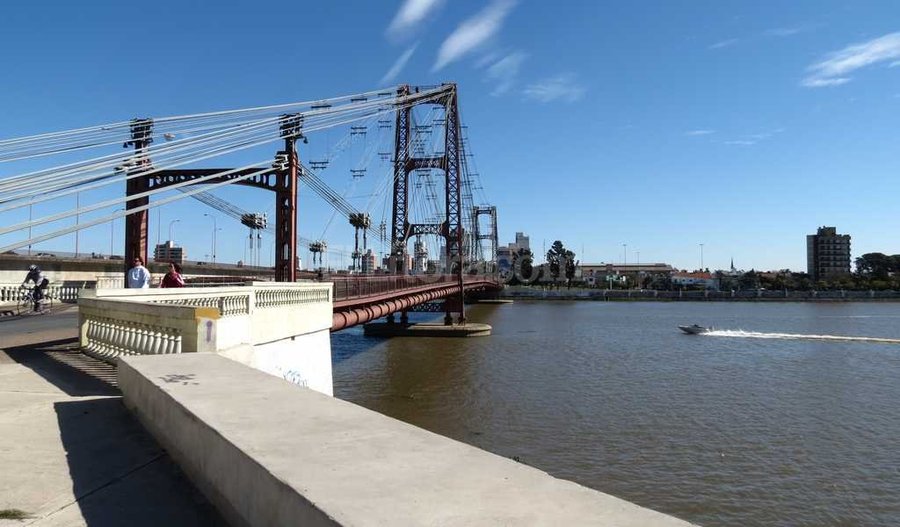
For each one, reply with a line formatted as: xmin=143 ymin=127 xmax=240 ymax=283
xmin=28 ymin=202 xmax=33 ymax=256
xmin=204 ymin=213 xmax=217 ymax=263
xmin=110 ymin=208 xmax=124 ymax=257
xmin=700 ymin=243 xmax=704 ymax=272
xmin=636 ymin=250 xmax=640 ymax=289
xmin=168 ymin=219 xmax=180 ymax=244
xmin=75 ymin=192 xmax=80 ymax=258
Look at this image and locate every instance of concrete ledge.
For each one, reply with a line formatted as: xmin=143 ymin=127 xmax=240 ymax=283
xmin=119 ymin=353 xmax=695 ymax=527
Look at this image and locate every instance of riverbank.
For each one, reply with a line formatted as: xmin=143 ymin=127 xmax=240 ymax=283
xmin=500 ymin=286 xmax=900 ymax=302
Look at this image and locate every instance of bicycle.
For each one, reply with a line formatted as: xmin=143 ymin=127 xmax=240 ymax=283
xmin=16 ymin=286 xmax=53 ymax=315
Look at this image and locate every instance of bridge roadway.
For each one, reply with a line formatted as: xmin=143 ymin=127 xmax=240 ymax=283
xmin=328 ymin=273 xmax=501 ymax=331
xmin=1 ymin=268 xmax=501 ymax=332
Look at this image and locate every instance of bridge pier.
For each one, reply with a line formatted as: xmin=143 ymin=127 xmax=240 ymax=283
xmin=363 ymin=321 xmax=491 ymax=338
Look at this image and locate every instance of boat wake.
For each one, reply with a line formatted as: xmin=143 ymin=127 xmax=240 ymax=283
xmin=703 ymin=329 xmax=900 ymax=344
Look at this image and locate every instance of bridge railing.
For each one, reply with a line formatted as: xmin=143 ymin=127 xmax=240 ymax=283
xmin=327 ymin=274 xmax=497 ymax=302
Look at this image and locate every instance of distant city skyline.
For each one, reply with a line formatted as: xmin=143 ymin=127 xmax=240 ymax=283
xmin=2 ymin=1 xmax=899 ymax=271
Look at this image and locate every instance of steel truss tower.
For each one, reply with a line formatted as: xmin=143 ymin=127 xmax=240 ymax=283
xmin=390 ymin=83 xmax=466 ymax=324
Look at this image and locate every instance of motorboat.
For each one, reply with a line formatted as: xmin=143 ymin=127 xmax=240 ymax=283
xmin=678 ymin=324 xmax=712 ymax=335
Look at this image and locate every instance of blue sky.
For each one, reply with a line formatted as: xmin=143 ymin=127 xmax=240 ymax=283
xmin=2 ymin=0 xmax=900 ymax=271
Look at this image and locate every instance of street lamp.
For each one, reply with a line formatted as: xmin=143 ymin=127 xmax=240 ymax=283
xmin=110 ymin=208 xmax=124 ymax=257
xmin=75 ymin=192 xmax=80 ymax=258
xmin=204 ymin=213 xmax=217 ymax=263
xmin=168 ymin=219 xmax=181 ymax=244
xmin=28 ymin=201 xmax=33 ymax=256
xmin=700 ymin=243 xmax=704 ymax=272
xmin=636 ymin=250 xmax=640 ymax=290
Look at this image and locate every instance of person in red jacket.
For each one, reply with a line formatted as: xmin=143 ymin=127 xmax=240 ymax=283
xmin=160 ymin=262 xmax=185 ymax=288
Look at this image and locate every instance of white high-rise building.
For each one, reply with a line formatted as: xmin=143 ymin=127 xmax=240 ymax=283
xmin=515 ymin=232 xmax=530 ymax=252
xmin=413 ymin=239 xmax=428 ymax=274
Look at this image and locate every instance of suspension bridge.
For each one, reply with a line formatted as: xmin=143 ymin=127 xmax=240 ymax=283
xmin=0 ymin=83 xmax=502 ymax=329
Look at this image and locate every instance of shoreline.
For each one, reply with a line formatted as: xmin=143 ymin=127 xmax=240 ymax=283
xmin=499 ymin=287 xmax=900 ymax=302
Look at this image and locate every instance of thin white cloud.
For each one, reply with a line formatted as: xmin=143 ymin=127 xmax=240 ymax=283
xmin=766 ymin=27 xmax=804 ymax=37
xmin=765 ymin=23 xmax=819 ymax=38
xmin=432 ymin=0 xmax=517 ymax=71
xmin=485 ymin=51 xmax=527 ymax=96
xmin=522 ymin=73 xmax=586 ymax=103
xmin=804 ymin=77 xmax=850 ymax=87
xmin=804 ymin=32 xmax=900 ymax=87
xmin=475 ymin=50 xmax=503 ymax=69
xmin=722 ymin=128 xmax=784 ymax=146
xmin=387 ymin=0 xmax=443 ymax=39
xmin=709 ymin=38 xmax=739 ymax=50
xmin=380 ymin=44 xmax=418 ymax=85
xmin=686 ymin=130 xmax=715 ymax=136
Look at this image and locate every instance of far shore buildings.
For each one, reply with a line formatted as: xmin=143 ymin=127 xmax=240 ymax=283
xmin=153 ymin=240 xmax=185 ymax=264
xmin=580 ymin=263 xmax=675 ymax=286
xmin=806 ymin=226 xmax=851 ymax=282
xmin=671 ymin=271 xmax=717 ymax=290
xmin=497 ymin=232 xmax=531 ymax=275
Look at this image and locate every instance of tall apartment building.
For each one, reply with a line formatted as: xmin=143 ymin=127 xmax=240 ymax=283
xmin=361 ymin=249 xmax=376 ymax=274
xmin=806 ymin=226 xmax=851 ymax=282
xmin=515 ymin=232 xmax=530 ymax=252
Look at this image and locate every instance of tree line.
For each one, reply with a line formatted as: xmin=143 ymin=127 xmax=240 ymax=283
xmin=503 ymin=248 xmax=900 ymax=291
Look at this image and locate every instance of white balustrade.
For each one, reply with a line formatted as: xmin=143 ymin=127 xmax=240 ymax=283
xmin=78 ymin=281 xmax=333 ymax=363
xmin=0 ymin=282 xmax=86 ymax=303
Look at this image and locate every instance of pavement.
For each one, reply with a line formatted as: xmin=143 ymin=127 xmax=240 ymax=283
xmin=0 ymin=305 xmax=226 ymax=526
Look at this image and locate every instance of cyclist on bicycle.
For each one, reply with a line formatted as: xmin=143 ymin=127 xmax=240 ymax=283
xmin=22 ymin=264 xmax=50 ymax=312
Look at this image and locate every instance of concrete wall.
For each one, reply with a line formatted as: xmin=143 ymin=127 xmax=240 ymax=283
xmin=119 ymin=353 xmax=696 ymax=527
xmin=220 ymin=331 xmax=333 ymax=396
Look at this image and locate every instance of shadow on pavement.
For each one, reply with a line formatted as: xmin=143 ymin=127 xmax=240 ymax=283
xmin=54 ymin=399 xmax=227 ymax=526
xmin=2 ymin=338 xmax=118 ymax=396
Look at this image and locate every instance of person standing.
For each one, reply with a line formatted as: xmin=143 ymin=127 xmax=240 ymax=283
xmin=22 ymin=264 xmax=49 ymax=311
xmin=160 ymin=262 xmax=185 ymax=288
xmin=127 ymin=257 xmax=151 ymax=288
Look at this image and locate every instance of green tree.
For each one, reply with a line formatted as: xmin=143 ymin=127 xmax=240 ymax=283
xmin=564 ymin=250 xmax=577 ymax=288
xmin=855 ymin=253 xmax=893 ymax=279
xmin=738 ymin=270 xmax=759 ymax=290
xmin=508 ymin=248 xmax=535 ymax=285
xmin=546 ymin=240 xmax=566 ymax=283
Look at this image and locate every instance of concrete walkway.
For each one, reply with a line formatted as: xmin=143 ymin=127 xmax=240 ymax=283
xmin=0 ymin=307 xmax=225 ymax=526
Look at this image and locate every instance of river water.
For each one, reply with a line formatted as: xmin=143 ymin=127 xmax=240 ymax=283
xmin=332 ymin=301 xmax=900 ymax=526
